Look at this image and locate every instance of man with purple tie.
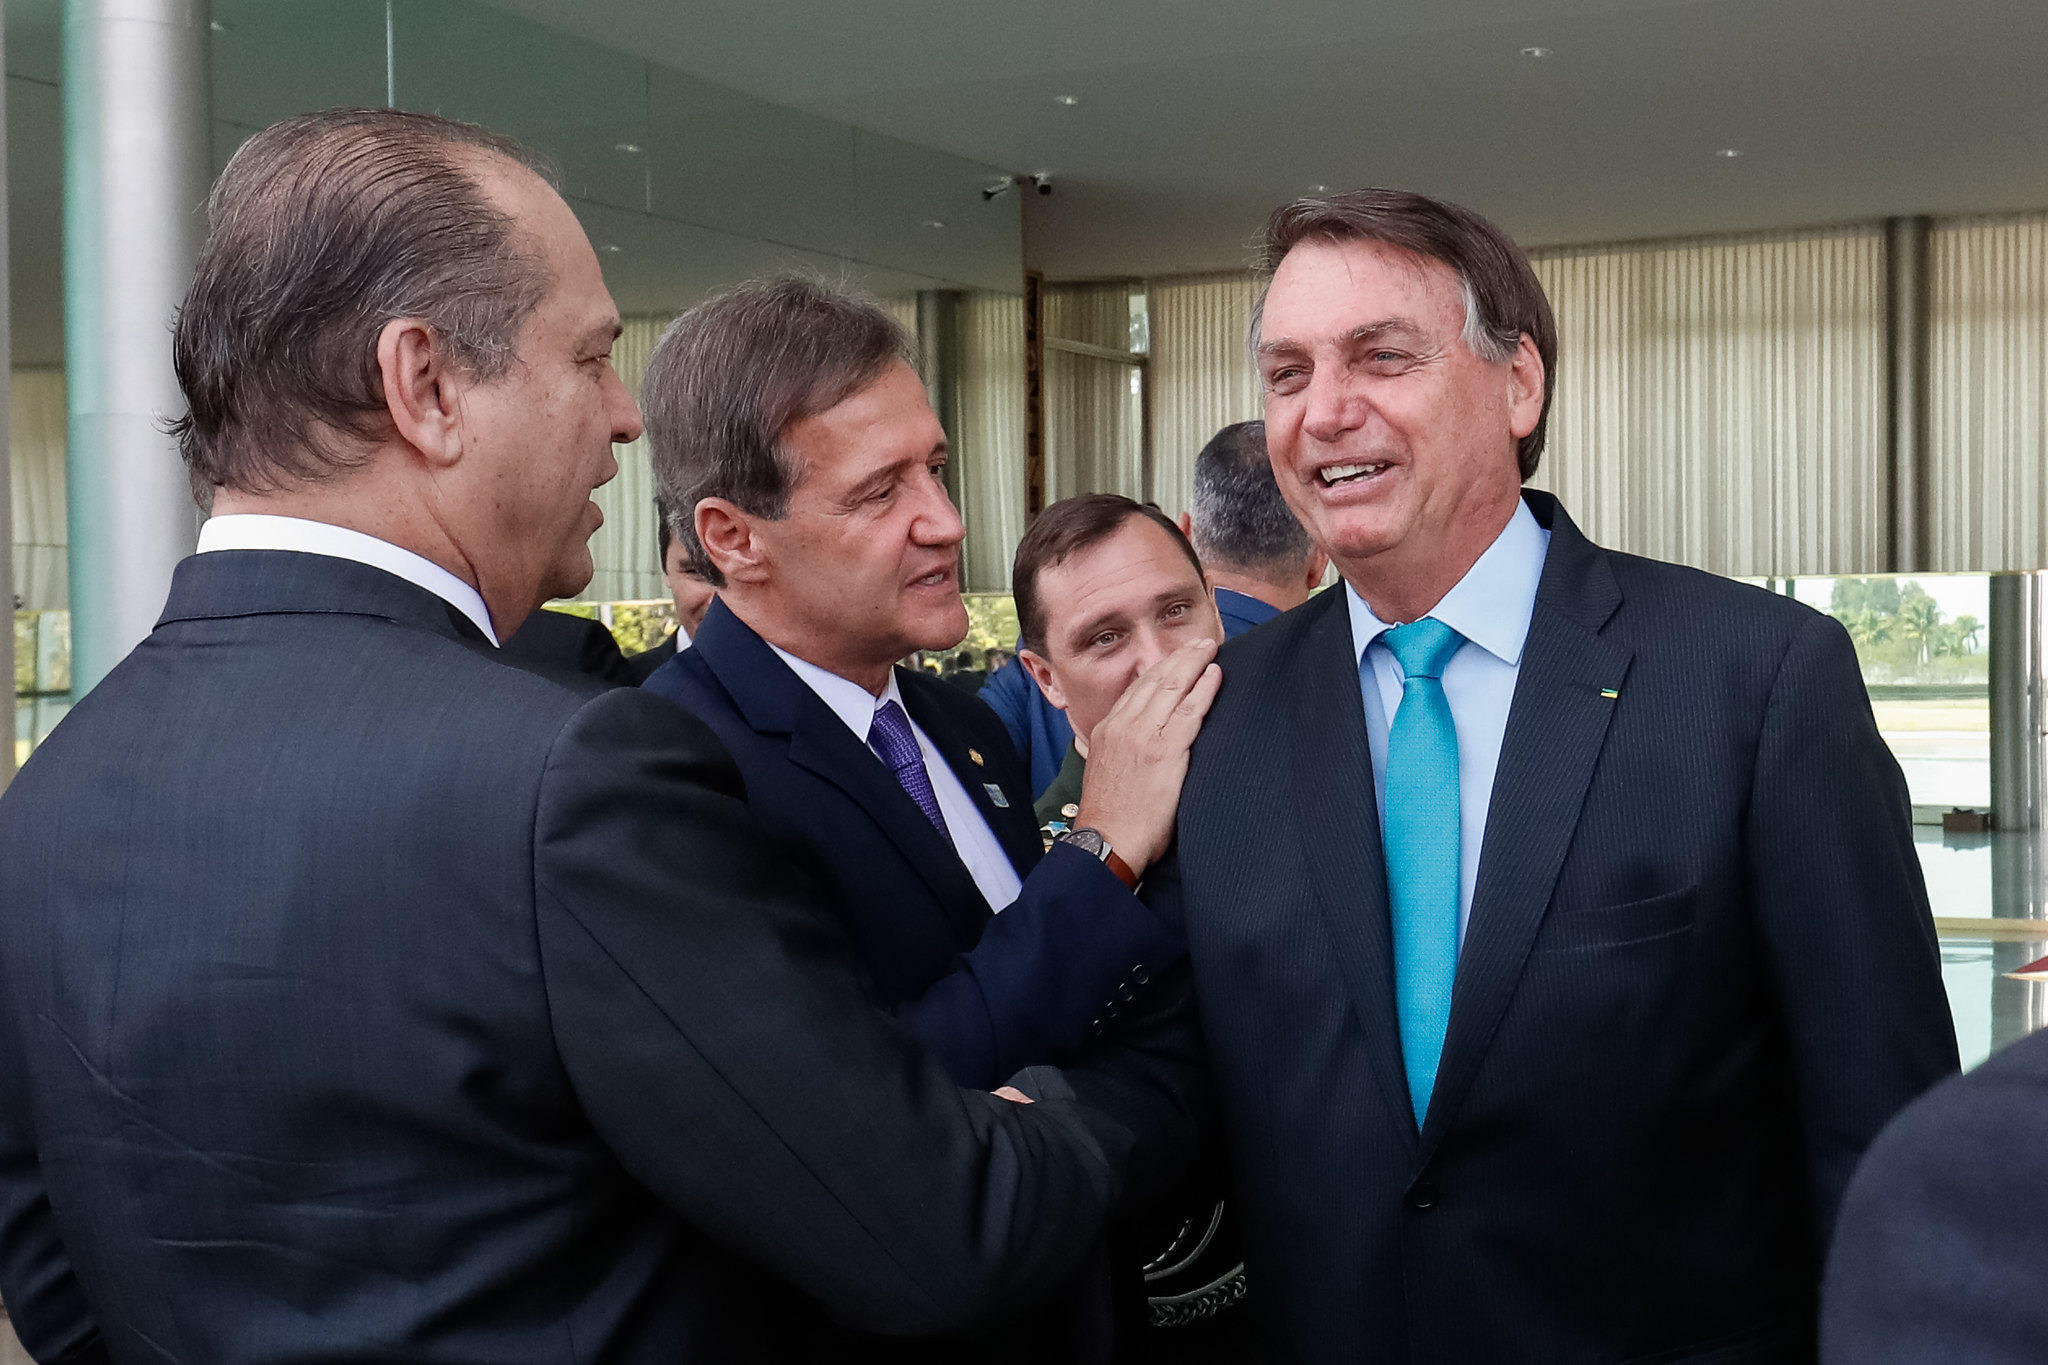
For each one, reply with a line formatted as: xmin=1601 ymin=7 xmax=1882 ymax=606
xmin=637 ymin=276 xmax=1218 ymax=1360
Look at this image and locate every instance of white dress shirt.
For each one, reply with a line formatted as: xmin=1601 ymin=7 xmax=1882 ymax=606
xmin=197 ymin=513 xmax=499 ymax=645
xmin=767 ymin=644 xmax=1024 ymax=915
xmin=1346 ymin=498 xmax=1551 ymax=941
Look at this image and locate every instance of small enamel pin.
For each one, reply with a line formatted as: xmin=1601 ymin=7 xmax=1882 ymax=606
xmin=984 ymin=783 xmax=1010 ymax=808
xmin=968 ymin=748 xmax=985 ymax=766
xmin=1599 ymin=687 xmax=1620 ymax=700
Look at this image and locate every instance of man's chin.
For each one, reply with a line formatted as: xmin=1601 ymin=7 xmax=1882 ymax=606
xmin=907 ymin=599 xmax=972 ymax=654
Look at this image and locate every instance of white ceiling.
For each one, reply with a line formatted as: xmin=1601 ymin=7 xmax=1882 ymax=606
xmin=475 ymin=0 xmax=2048 ymax=278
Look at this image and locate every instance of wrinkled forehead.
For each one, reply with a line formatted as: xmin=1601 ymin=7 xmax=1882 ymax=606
xmin=1260 ymin=236 xmax=1466 ymax=344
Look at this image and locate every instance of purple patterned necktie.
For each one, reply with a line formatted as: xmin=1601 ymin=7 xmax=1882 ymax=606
xmin=868 ymin=700 xmax=952 ymax=841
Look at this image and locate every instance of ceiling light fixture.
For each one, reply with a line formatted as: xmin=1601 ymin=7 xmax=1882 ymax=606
xmin=1053 ymin=95 xmax=1080 ymax=106
xmin=1308 ymin=184 xmax=1329 ymax=193
xmin=599 ymin=244 xmax=622 ymax=254
xmin=1716 ymin=147 xmax=1744 ymax=158
xmin=1520 ymin=46 xmax=1551 ymax=59
xmin=923 ymin=219 xmax=946 ymax=229
xmin=614 ymin=142 xmax=643 ymax=154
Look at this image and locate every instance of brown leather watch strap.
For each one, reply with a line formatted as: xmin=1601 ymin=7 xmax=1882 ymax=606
xmin=1103 ymin=848 xmax=1139 ymax=890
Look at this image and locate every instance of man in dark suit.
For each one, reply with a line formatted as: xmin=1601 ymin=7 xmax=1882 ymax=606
xmin=1174 ymin=420 xmax=1327 ymax=636
xmin=0 ymin=109 xmax=1145 ymax=1365
xmin=500 ymin=603 xmax=636 ymax=684
xmin=639 ymin=276 xmax=1212 ymax=1098
xmin=1819 ymin=1025 xmax=2048 ymax=1363
xmin=636 ymin=278 xmax=1217 ymax=1360
xmin=1144 ymin=188 xmax=1958 ymax=1362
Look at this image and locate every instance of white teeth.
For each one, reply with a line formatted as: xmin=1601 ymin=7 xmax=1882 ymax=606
xmin=1320 ymin=462 xmax=1386 ymax=485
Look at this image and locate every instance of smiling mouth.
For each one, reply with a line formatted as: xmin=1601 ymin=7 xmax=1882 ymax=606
xmin=910 ymin=566 xmax=955 ymax=589
xmin=1317 ymin=462 xmax=1391 ymax=487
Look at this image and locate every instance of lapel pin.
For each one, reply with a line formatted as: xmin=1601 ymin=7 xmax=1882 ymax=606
xmin=1599 ymin=687 xmax=1621 ymax=700
xmin=983 ymin=783 xmax=1010 ymax=808
xmin=968 ymin=748 xmax=984 ymax=766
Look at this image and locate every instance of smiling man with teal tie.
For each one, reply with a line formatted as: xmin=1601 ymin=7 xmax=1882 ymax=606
xmin=1140 ymin=188 xmax=1959 ymax=1364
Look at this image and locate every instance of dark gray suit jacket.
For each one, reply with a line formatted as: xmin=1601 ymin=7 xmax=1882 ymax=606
xmin=1145 ymin=492 xmax=1958 ymax=1364
xmin=0 ymin=550 xmax=1133 ymax=1365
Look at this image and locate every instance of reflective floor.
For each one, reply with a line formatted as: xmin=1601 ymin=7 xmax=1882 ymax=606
xmin=1919 ymin=825 xmax=2048 ymax=1070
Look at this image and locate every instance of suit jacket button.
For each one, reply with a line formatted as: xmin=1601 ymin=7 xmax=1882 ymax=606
xmin=1091 ymin=1017 xmax=1105 ymax=1036
xmin=1407 ymin=1181 xmax=1440 ymax=1211
xmin=1116 ymin=983 xmax=1136 ymax=1002
xmin=1131 ymin=964 xmax=1149 ymax=984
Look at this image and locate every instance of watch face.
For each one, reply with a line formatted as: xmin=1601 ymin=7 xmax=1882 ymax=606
xmin=1061 ymin=827 xmax=1107 ymax=858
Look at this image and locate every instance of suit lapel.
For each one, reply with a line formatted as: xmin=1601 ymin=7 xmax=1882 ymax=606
xmin=1417 ymin=495 xmax=1633 ymax=1160
xmin=1289 ymin=592 xmax=1420 ymax=1143
xmin=692 ymin=603 xmax=991 ymax=933
xmin=900 ymin=679 xmax=1043 ymax=880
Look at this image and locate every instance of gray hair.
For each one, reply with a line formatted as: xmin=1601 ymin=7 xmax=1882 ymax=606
xmin=641 ymin=275 xmax=917 ymax=587
xmin=170 ymin=108 xmax=557 ymax=500
xmin=1188 ymin=420 xmax=1313 ymax=574
xmin=1246 ymin=187 xmax=1557 ymax=478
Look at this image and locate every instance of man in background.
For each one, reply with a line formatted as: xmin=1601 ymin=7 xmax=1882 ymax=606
xmin=625 ymin=495 xmax=717 ymax=682
xmin=0 ymin=110 xmax=1141 ymax=1365
xmin=1177 ymin=419 xmax=1327 ymax=634
xmin=1014 ymin=496 xmax=1224 ymax=830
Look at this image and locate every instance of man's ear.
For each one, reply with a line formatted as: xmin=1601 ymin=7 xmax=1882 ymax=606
xmin=1018 ymin=649 xmax=1068 ymax=712
xmin=1177 ymin=511 xmax=1194 ymax=540
xmin=377 ymin=318 xmax=464 ymax=469
xmin=1506 ymin=333 xmax=1546 ymax=441
xmin=695 ymin=498 xmax=772 ymax=585
xmin=1303 ymin=545 xmax=1330 ymax=593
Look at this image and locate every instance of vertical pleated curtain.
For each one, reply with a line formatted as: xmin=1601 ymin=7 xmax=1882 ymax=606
xmin=581 ymin=315 xmax=670 ymax=603
xmin=11 ymin=369 xmax=67 ymax=612
xmin=954 ymin=292 xmax=1028 ymax=590
xmin=1525 ymin=231 xmax=1888 ymax=576
xmin=1042 ymin=283 xmax=1144 ymax=504
xmin=1929 ymin=213 xmax=2048 ymax=571
xmin=1145 ymin=273 xmax=1262 ymax=521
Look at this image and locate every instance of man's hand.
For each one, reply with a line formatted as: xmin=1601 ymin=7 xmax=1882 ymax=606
xmin=1073 ymin=638 xmax=1222 ymax=880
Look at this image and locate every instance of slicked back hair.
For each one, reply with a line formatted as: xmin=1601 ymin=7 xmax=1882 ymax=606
xmin=641 ymin=275 xmax=917 ymax=587
xmin=1251 ymin=187 xmax=1558 ymax=478
xmin=1014 ymin=494 xmax=1204 ymax=656
xmin=1188 ymin=420 xmax=1311 ymax=575
xmin=171 ymin=108 xmax=558 ymax=502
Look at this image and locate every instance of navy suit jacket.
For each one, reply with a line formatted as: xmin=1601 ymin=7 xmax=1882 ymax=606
xmin=0 ymin=551 xmax=1137 ymax=1365
xmin=1146 ymin=492 xmax=1958 ymax=1364
xmin=1821 ymin=1024 xmax=2048 ymax=1364
xmin=643 ymin=599 xmax=1182 ymax=1091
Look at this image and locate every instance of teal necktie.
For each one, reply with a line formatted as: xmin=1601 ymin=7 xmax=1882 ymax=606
xmin=1375 ymin=617 xmax=1466 ymax=1127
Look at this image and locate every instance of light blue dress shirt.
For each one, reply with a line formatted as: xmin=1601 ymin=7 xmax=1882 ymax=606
xmin=1346 ymin=499 xmax=1551 ymax=942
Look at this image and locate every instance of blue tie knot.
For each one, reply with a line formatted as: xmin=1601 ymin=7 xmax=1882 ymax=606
xmin=1383 ymin=617 xmax=1465 ymax=681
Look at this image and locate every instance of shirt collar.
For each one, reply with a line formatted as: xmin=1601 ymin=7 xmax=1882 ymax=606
xmin=1344 ymin=497 xmax=1550 ymax=667
xmin=196 ymin=513 xmax=499 ymax=645
xmin=767 ymin=642 xmax=904 ymax=743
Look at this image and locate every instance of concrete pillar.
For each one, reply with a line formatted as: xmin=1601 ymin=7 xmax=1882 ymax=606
xmin=1989 ymin=573 xmax=2040 ymax=831
xmin=62 ymin=0 xmax=210 ymax=699
xmin=1885 ymin=216 xmax=1932 ymax=573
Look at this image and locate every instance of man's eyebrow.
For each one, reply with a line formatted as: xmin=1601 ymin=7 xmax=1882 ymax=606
xmin=1256 ymin=318 xmax=1427 ymax=360
xmin=577 ymin=318 xmax=624 ymax=352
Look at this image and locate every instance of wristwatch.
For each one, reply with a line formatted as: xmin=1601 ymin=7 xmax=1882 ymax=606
xmin=1056 ymin=826 xmax=1140 ymax=890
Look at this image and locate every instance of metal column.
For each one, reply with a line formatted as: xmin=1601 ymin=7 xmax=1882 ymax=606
xmin=0 ymin=0 xmax=13 ymax=789
xmin=916 ymin=289 xmax=964 ymax=505
xmin=1885 ymin=216 xmax=1932 ymax=573
xmin=1990 ymin=572 xmax=2042 ymax=831
xmin=62 ymin=0 xmax=210 ymax=699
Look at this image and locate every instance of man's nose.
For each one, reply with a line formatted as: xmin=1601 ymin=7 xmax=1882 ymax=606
xmin=1299 ymin=367 xmax=1358 ymax=445
xmin=913 ymin=479 xmax=966 ymax=547
xmin=610 ymin=373 xmax=645 ymax=446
